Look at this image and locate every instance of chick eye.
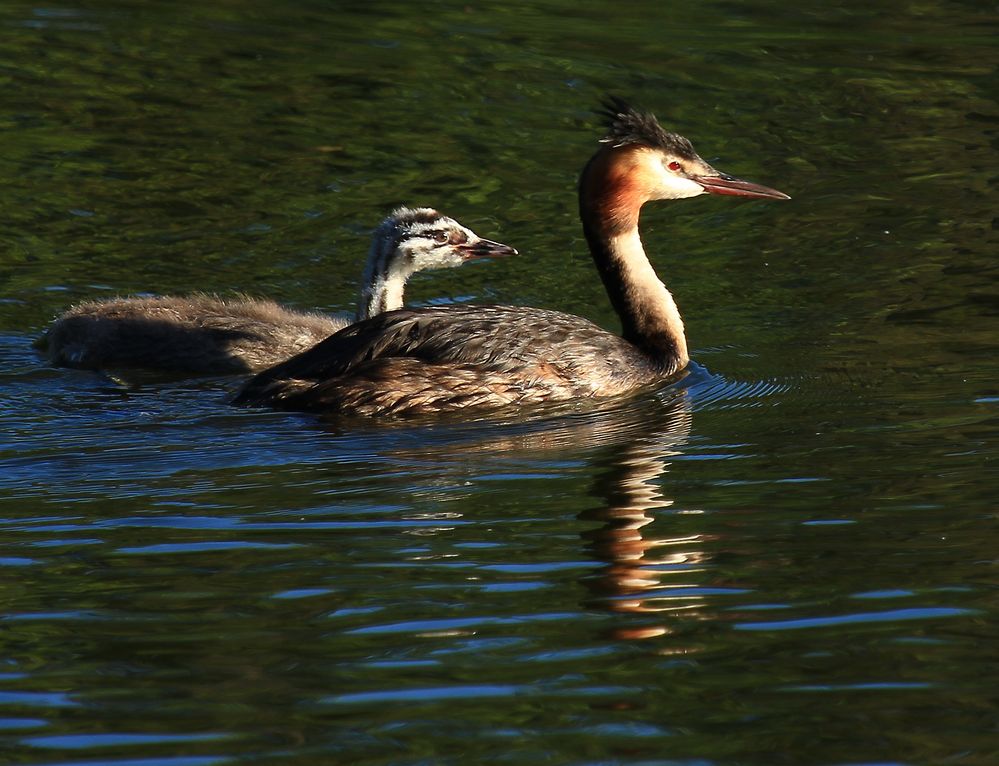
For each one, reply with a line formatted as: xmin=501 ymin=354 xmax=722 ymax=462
xmin=667 ymin=160 xmax=683 ymax=173
xmin=432 ymin=232 xmax=449 ymax=245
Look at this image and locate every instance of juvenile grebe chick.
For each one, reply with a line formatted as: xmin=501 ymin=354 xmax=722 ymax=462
xmin=234 ymin=99 xmax=789 ymax=415
xmin=40 ymin=207 xmax=516 ymax=374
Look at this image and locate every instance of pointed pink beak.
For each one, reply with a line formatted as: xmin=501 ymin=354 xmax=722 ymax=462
xmin=458 ymin=238 xmax=519 ymax=260
xmin=694 ymin=173 xmax=790 ymax=200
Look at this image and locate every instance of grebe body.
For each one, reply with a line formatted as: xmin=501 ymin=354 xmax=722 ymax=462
xmin=235 ymin=304 xmax=660 ymax=414
xmin=234 ymin=100 xmax=789 ymax=415
xmin=40 ymin=208 xmax=515 ymax=374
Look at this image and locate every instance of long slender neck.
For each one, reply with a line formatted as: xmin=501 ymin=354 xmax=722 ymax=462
xmin=357 ymin=240 xmax=410 ymax=321
xmin=579 ymin=148 xmax=688 ymax=373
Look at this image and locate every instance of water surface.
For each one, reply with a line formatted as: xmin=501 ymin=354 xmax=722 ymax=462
xmin=1 ymin=1 xmax=997 ymax=764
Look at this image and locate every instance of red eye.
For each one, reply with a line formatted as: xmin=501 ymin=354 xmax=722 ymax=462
xmin=667 ymin=161 xmax=682 ymax=173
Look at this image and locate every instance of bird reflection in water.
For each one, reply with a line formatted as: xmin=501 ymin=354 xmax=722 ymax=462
xmin=334 ymin=382 xmax=709 ymax=643
xmin=577 ymin=389 xmax=712 ymax=642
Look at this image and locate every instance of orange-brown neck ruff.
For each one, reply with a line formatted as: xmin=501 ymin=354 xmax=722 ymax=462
xmin=580 ymin=146 xmax=661 ymax=236
xmin=578 ymin=146 xmax=688 ymax=373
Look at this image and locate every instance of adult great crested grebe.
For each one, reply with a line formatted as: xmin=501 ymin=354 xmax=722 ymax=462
xmin=234 ymin=99 xmax=789 ymax=415
xmin=40 ymin=207 xmax=516 ymax=374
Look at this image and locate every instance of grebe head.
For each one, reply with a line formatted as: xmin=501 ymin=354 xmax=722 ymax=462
xmin=381 ymin=206 xmax=517 ymax=269
xmin=358 ymin=207 xmax=517 ymax=320
xmin=582 ymin=98 xmax=789 ymax=232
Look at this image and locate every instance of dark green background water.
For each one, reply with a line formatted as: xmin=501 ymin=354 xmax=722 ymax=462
xmin=1 ymin=1 xmax=997 ymax=764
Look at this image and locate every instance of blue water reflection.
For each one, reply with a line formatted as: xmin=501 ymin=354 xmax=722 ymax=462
xmin=2 ymin=0 xmax=998 ymax=764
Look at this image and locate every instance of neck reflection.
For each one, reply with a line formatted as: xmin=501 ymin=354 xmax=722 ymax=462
xmin=579 ymin=389 xmax=708 ymax=641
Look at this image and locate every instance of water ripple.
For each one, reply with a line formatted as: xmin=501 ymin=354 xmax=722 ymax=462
xmin=681 ymin=361 xmax=794 ymax=411
xmin=325 ymin=683 xmax=639 ymax=706
xmin=346 ymin=612 xmax=580 ymax=636
xmin=0 ymin=691 xmax=76 ymax=709
xmin=735 ymin=607 xmax=977 ymax=631
xmin=23 ymin=732 xmax=229 ymax=750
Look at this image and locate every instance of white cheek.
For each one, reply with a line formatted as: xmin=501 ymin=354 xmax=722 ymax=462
xmin=657 ymin=173 xmax=706 ymax=200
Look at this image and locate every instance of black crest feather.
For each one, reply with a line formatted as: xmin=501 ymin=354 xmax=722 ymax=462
xmin=598 ymin=96 xmax=698 ymax=158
